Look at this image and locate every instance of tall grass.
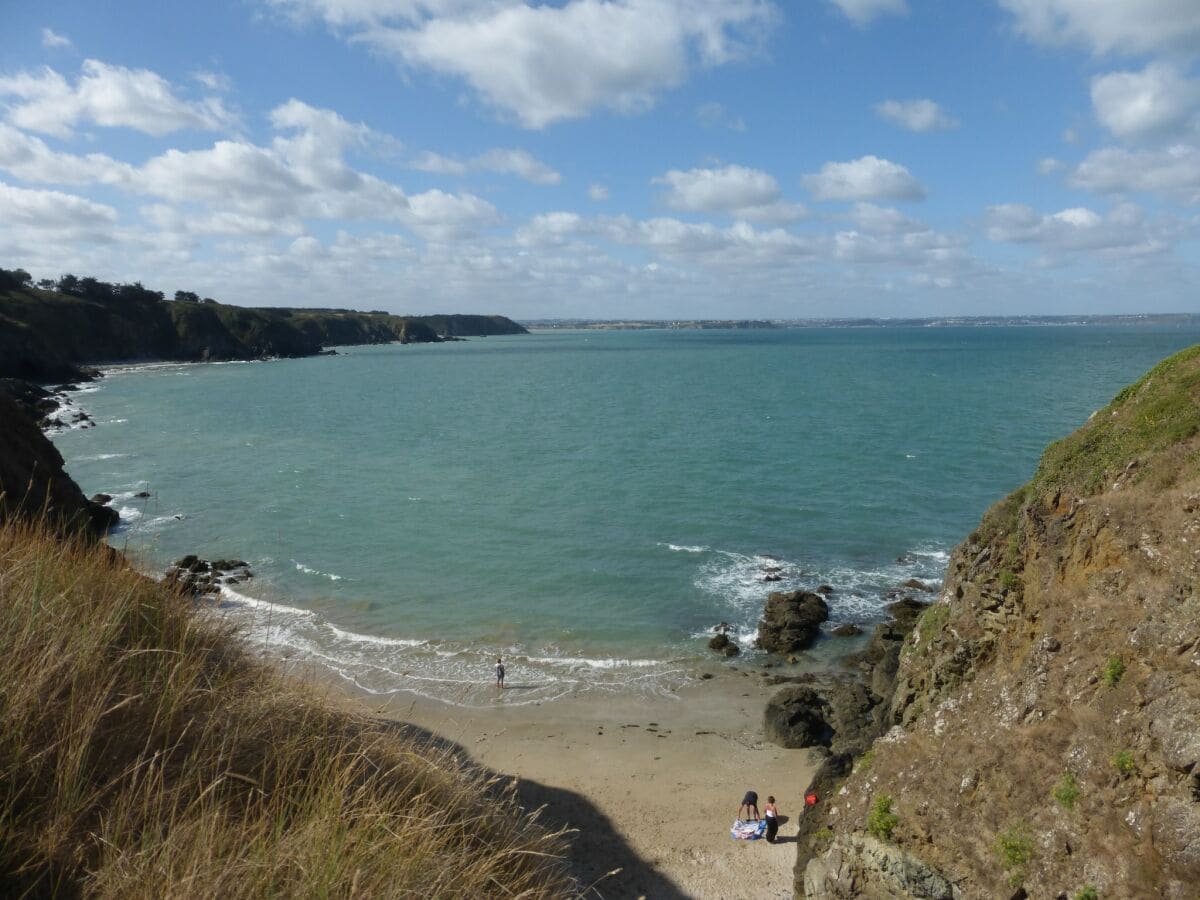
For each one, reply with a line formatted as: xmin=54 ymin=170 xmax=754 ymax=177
xmin=0 ymin=518 xmax=575 ymax=898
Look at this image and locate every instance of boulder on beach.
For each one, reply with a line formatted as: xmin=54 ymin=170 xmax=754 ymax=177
xmin=763 ymin=686 xmax=833 ymax=748
xmin=708 ymin=633 xmax=740 ymax=657
xmin=757 ymin=590 xmax=829 ymax=653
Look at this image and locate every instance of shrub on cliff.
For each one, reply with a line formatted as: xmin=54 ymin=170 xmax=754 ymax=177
xmin=0 ymin=518 xmax=572 ymax=897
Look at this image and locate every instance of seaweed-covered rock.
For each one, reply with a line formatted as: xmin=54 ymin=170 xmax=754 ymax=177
xmin=756 ymin=590 xmax=828 ymax=653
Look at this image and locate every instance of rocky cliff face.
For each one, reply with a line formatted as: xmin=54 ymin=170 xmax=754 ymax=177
xmin=0 ymin=394 xmax=116 ymax=535
xmin=798 ymin=345 xmax=1200 ymax=899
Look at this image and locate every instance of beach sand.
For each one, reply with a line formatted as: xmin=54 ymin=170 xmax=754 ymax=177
xmin=312 ymin=665 xmax=820 ymax=899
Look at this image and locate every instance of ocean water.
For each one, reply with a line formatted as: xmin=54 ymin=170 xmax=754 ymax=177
xmin=51 ymin=324 xmax=1200 ymax=705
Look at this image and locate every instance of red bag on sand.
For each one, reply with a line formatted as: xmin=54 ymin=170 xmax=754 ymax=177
xmin=805 ymin=792 xmax=818 ymax=807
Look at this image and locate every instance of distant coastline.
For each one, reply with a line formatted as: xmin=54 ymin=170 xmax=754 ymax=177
xmin=524 ymin=312 xmax=1200 ymax=331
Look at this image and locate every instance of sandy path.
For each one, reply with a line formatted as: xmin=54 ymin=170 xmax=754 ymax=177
xmin=320 ymin=669 xmax=819 ymax=899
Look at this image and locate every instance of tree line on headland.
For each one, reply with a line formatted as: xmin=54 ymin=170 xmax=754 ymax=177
xmin=0 ymin=265 xmax=527 ymax=382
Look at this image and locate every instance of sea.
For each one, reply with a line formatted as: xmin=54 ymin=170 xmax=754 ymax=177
xmin=50 ymin=323 xmax=1200 ymax=706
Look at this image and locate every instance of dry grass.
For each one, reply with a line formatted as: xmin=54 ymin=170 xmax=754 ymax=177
xmin=0 ymin=518 xmax=575 ymax=899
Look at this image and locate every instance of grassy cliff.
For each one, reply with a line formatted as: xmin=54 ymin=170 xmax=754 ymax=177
xmin=0 ymin=517 xmax=573 ymax=898
xmin=800 ymin=344 xmax=1200 ymax=899
xmin=0 ymin=272 xmax=527 ymax=382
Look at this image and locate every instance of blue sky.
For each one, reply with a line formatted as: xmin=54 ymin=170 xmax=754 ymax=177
xmin=2 ymin=1 xmax=1200 ymax=319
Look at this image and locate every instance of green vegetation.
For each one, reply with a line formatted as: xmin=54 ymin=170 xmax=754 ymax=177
xmin=1052 ymin=773 xmax=1081 ymax=810
xmin=996 ymin=822 xmax=1034 ymax=887
xmin=1102 ymin=656 xmax=1125 ymax=686
xmin=1075 ymin=886 xmax=1099 ymax=900
xmin=1112 ymin=750 xmax=1136 ymax=776
xmin=867 ymin=795 xmax=899 ymax=841
xmin=999 ymin=569 xmax=1022 ymax=591
xmin=916 ymin=604 xmax=950 ymax=646
xmin=856 ymin=748 xmax=877 ymax=771
xmin=810 ymin=827 xmax=835 ymax=849
xmin=1030 ymin=344 xmax=1200 ymax=497
xmin=0 ymin=518 xmax=572 ymax=897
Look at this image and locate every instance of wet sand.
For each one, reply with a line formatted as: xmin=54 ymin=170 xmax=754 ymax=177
xmin=316 ymin=666 xmax=820 ymax=899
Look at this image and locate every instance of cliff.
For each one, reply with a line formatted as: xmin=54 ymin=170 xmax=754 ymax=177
xmin=0 ymin=277 xmax=527 ymax=381
xmin=799 ymin=345 xmax=1200 ymax=899
xmin=0 ymin=392 xmax=117 ymax=535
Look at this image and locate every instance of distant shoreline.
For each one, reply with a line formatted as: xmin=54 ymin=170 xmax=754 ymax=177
xmin=523 ymin=312 xmax=1200 ymax=330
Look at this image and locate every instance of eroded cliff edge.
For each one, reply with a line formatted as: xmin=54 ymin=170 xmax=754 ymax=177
xmin=798 ymin=345 xmax=1200 ymax=899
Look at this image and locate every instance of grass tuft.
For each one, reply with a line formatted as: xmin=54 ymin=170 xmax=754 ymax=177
xmin=866 ymin=795 xmax=899 ymax=841
xmin=0 ymin=518 xmax=574 ymax=898
xmin=1101 ymin=656 xmax=1125 ymax=686
xmin=1052 ymin=773 xmax=1080 ymax=810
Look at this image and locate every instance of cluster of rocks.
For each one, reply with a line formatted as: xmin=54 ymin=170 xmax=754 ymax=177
xmin=165 ymin=555 xmax=252 ymax=598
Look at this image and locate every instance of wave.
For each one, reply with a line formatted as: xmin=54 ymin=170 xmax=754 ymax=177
xmin=77 ymin=452 xmax=128 ymax=461
xmin=292 ymin=560 xmax=344 ymax=581
xmin=660 ymin=542 xmax=709 ymax=553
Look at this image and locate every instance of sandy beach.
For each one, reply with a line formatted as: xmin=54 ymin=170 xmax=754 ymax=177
xmin=313 ymin=665 xmax=820 ymax=899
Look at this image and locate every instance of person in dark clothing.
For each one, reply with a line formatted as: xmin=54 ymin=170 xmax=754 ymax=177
xmin=738 ymin=790 xmax=759 ymax=821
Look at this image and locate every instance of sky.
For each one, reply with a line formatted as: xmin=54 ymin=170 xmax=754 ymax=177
xmin=2 ymin=1 xmax=1200 ymax=320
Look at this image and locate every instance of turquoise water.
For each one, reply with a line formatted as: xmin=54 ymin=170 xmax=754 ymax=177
xmin=52 ymin=325 xmax=1200 ymax=704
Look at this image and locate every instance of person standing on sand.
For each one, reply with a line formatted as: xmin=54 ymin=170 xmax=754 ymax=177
xmin=738 ymin=790 xmax=759 ymax=821
xmin=764 ymin=796 xmax=780 ymax=843
xmin=495 ymin=657 xmax=505 ymax=690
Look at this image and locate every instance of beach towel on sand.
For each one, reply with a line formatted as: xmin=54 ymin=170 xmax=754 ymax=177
xmin=730 ymin=819 xmax=767 ymax=840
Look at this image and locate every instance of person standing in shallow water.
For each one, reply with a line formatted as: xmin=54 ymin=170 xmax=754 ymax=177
xmin=764 ymin=796 xmax=780 ymax=843
xmin=495 ymin=657 xmax=505 ymax=690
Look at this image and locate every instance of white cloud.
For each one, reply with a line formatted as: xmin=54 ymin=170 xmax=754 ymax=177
xmin=41 ymin=28 xmax=72 ymax=49
xmin=654 ymin=164 xmax=805 ymax=223
xmin=874 ymin=99 xmax=958 ymax=132
xmin=847 ymin=202 xmax=924 ymax=234
xmin=984 ymin=201 xmax=1170 ymax=256
xmin=1091 ymin=63 xmax=1200 ymax=141
xmin=0 ymin=60 xmax=237 ymax=138
xmin=588 ymin=183 xmax=610 ymax=201
xmin=696 ymin=101 xmax=746 ymax=131
xmin=192 ymin=70 xmax=233 ymax=92
xmin=0 ymin=124 xmax=133 ymax=185
xmin=0 ymin=181 xmax=118 ymax=232
xmin=329 ymin=0 xmax=778 ymax=128
xmin=827 ymin=0 xmax=908 ymax=26
xmin=998 ymin=0 xmax=1200 ymax=56
xmin=411 ymin=147 xmax=561 ymax=184
xmin=1037 ymin=157 xmax=1066 ymax=175
xmin=403 ymin=188 xmax=501 ymax=240
xmin=1070 ymin=143 xmax=1200 ymax=202
xmin=802 ymin=155 xmax=926 ymax=202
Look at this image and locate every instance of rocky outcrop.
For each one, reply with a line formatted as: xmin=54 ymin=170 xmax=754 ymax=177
xmin=797 ymin=345 xmax=1200 ymax=899
xmin=757 ymin=591 xmax=829 ymax=652
xmin=0 ymin=393 xmax=116 ymax=535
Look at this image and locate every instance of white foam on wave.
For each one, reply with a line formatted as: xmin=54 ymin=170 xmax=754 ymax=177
xmin=325 ymin=624 xmax=426 ymax=648
xmin=523 ymin=654 xmax=664 ymax=670
xmin=661 ymin=542 xmax=708 ymax=553
xmin=292 ymin=560 xmax=344 ymax=581
xmin=77 ymin=452 xmax=127 ymax=461
xmin=116 ymin=506 xmax=143 ymax=522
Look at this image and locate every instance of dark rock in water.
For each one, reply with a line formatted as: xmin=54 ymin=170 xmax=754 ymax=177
xmin=765 ymin=672 xmax=817 ymax=686
xmin=757 ymin=590 xmax=829 ymax=653
xmin=902 ymin=578 xmax=934 ymax=592
xmin=761 ymin=573 xmax=782 ymax=582
xmin=708 ymin=633 xmax=740 ymax=657
xmin=764 ymin=686 xmax=833 ymax=748
xmin=210 ymin=559 xmax=248 ymax=572
xmin=134 ymin=491 xmax=151 ymax=499
xmin=91 ymin=493 xmax=112 ymax=505
xmin=816 ymin=584 xmax=834 ymax=595
xmin=832 ymin=623 xmax=863 ymax=637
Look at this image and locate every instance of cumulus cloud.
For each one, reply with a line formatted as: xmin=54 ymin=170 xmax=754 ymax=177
xmin=984 ymin=201 xmax=1170 ymax=256
xmin=1070 ymin=144 xmax=1200 ymax=202
xmin=654 ymin=164 xmax=800 ymax=220
xmin=827 ymin=0 xmax=908 ymax=26
xmin=0 ymin=181 xmax=118 ymax=233
xmin=998 ymin=0 xmax=1200 ymax=56
xmin=802 ymin=155 xmax=926 ymax=202
xmin=411 ymin=147 xmax=561 ymax=184
xmin=0 ymin=123 xmax=133 ymax=185
xmin=1090 ymin=63 xmax=1200 ymax=141
xmin=276 ymin=0 xmax=777 ymax=128
xmin=847 ymin=202 xmax=924 ymax=234
xmin=0 ymin=60 xmax=237 ymax=137
xmin=874 ymin=99 xmax=958 ymax=132
xmin=41 ymin=28 xmax=72 ymax=49
xmin=588 ymin=183 xmax=610 ymax=201
xmin=402 ymin=188 xmax=501 ymax=240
